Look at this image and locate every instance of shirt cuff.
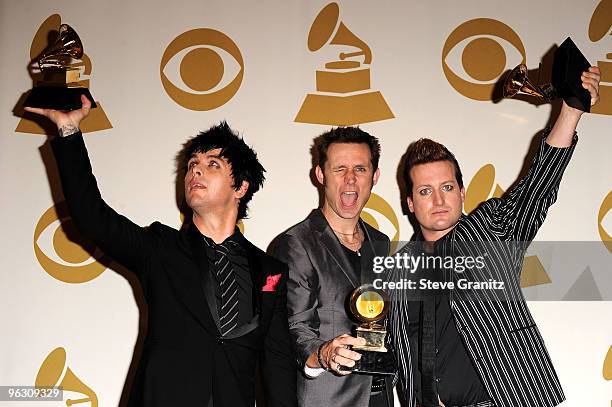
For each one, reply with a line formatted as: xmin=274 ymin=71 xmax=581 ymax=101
xmin=304 ymin=365 xmax=325 ymax=378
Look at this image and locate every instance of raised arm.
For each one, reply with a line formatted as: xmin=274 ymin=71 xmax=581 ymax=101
xmin=26 ymin=95 xmax=159 ymax=277
xmin=546 ymin=66 xmax=600 ymax=147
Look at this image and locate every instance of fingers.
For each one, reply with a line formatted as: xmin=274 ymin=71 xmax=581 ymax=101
xmin=582 ymin=67 xmax=601 ymax=106
xmin=80 ymin=94 xmax=92 ymax=114
xmin=324 ymin=334 xmax=365 ymax=375
xmin=24 ymin=106 xmax=50 ymax=117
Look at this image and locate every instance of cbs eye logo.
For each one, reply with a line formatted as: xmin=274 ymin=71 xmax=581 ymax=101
xmin=160 ymin=28 xmax=244 ymax=111
xmin=361 ymin=193 xmax=400 ymax=252
xmin=442 ymin=18 xmax=526 ymax=101
xmin=33 ymin=203 xmax=106 ymax=283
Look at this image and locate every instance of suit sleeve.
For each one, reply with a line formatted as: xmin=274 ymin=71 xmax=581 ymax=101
xmin=261 ymin=262 xmax=298 ymax=407
xmin=474 ymin=132 xmax=578 ymax=243
xmin=271 ymin=233 xmax=324 ymax=368
xmin=51 ymin=132 xmax=159 ymax=278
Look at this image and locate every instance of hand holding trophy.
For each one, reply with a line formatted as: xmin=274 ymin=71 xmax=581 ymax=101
xmin=504 ymin=37 xmax=593 ymax=112
xmin=24 ymin=23 xmax=96 ymax=111
xmin=339 ymin=284 xmax=395 ymax=375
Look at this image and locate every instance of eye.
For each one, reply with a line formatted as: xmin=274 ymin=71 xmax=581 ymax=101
xmin=160 ymin=28 xmax=244 ymax=111
xmin=208 ymin=160 xmax=220 ymax=168
xmin=442 ymin=184 xmax=454 ymax=192
xmin=418 ymin=188 xmax=432 ymax=196
xmin=33 ymin=203 xmax=106 ymax=283
xmin=188 ymin=161 xmax=197 ymax=169
xmin=355 ymin=166 xmax=367 ymax=173
xmin=442 ymin=18 xmax=526 ymax=101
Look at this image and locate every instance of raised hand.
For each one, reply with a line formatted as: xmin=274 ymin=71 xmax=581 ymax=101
xmin=24 ymin=94 xmax=91 ymax=136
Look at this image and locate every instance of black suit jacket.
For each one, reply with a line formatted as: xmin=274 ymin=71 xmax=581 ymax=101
xmin=51 ymin=133 xmax=297 ymax=407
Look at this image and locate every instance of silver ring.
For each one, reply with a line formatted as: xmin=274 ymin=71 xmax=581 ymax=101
xmin=331 ymin=354 xmax=336 ymax=363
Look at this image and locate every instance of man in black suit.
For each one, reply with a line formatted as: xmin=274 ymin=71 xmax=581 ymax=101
xmin=26 ymin=98 xmax=297 ymax=407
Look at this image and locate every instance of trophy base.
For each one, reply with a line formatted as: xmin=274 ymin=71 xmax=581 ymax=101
xmin=552 ymin=37 xmax=591 ymax=112
xmin=24 ymin=86 xmax=97 ymax=111
xmin=339 ymin=349 xmax=395 ymax=376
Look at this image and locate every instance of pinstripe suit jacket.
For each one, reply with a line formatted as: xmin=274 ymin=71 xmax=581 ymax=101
xmin=389 ymin=135 xmax=576 ymax=407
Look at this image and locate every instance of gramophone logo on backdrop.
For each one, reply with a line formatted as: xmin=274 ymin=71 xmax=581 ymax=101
xmin=295 ymin=2 xmax=394 ymax=125
xmin=15 ymin=14 xmax=112 ymax=134
xmin=598 ymin=191 xmax=612 ymax=253
xmin=442 ymin=18 xmax=526 ymax=101
xmin=588 ymin=0 xmax=612 ymax=115
xmin=34 ymin=202 xmax=107 ymax=283
xmin=36 ymin=347 xmax=98 ymax=406
xmin=465 ymin=165 xmax=552 ymax=287
xmin=160 ymin=28 xmax=244 ymax=110
xmin=361 ymin=193 xmax=400 ymax=252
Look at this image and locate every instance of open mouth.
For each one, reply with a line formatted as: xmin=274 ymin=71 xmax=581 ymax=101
xmin=340 ymin=191 xmax=358 ymax=207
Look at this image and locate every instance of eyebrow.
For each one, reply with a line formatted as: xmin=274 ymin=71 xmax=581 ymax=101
xmin=416 ymin=180 xmax=456 ymax=188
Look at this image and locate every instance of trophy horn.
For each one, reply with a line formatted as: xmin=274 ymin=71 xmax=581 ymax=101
xmin=307 ymin=2 xmax=372 ymax=64
xmin=35 ymin=347 xmax=98 ymax=407
xmin=503 ymin=64 xmax=547 ymax=99
xmin=38 ymin=24 xmax=84 ymax=70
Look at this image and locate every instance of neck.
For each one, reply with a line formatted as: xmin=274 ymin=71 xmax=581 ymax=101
xmin=420 ymin=227 xmax=452 ymax=243
xmin=321 ymin=205 xmax=360 ymax=235
xmin=192 ymin=210 xmax=238 ymax=243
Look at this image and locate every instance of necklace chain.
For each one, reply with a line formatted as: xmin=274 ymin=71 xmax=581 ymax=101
xmin=332 ymin=226 xmax=363 ymax=253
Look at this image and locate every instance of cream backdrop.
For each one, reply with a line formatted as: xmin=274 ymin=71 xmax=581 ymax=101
xmin=1 ymin=0 xmax=611 ymax=406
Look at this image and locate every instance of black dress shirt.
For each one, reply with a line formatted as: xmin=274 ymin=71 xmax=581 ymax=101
xmin=202 ymin=231 xmax=254 ymax=329
xmin=407 ymin=242 xmax=489 ymax=406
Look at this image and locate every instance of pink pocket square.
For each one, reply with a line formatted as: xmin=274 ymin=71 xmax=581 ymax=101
xmin=262 ymin=274 xmax=282 ymax=292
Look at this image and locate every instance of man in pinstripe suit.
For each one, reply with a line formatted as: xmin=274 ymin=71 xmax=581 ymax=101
xmin=387 ymin=67 xmax=600 ymax=407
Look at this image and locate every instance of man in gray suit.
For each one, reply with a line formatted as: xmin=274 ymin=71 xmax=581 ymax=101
xmin=271 ymin=127 xmax=393 ymax=407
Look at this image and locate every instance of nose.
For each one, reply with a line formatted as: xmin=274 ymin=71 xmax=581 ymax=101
xmin=432 ymin=190 xmax=444 ymax=206
xmin=345 ymin=169 xmax=357 ymax=184
xmin=191 ymin=164 xmax=202 ymax=176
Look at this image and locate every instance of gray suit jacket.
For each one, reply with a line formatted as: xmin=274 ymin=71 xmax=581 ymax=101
xmin=271 ymin=209 xmax=393 ymax=407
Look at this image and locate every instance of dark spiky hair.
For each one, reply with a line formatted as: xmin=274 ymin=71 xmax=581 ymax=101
xmin=403 ymin=138 xmax=463 ymax=198
xmin=314 ymin=127 xmax=381 ymax=171
xmin=182 ymin=122 xmax=265 ymax=220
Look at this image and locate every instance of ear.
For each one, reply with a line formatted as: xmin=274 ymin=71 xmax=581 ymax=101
xmin=406 ymin=196 xmax=414 ymax=213
xmin=460 ymin=186 xmax=465 ymax=203
xmin=315 ymin=165 xmax=325 ymax=186
xmin=234 ymin=180 xmax=249 ymax=199
xmin=372 ymin=168 xmax=380 ymax=186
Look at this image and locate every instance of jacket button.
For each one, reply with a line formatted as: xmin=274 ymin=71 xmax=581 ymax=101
xmin=217 ymin=338 xmax=224 ymax=345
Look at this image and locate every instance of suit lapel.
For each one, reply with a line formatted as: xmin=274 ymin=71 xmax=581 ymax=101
xmin=243 ymin=238 xmax=263 ymax=318
xmin=310 ymin=209 xmax=359 ymax=288
xmin=175 ymin=224 xmax=219 ymax=335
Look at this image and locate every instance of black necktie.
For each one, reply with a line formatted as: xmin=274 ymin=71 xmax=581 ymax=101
xmin=207 ymin=240 xmax=240 ymax=336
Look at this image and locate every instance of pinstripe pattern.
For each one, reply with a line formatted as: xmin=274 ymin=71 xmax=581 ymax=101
xmin=388 ymin=135 xmax=576 ymax=407
xmin=205 ymin=239 xmax=241 ymax=336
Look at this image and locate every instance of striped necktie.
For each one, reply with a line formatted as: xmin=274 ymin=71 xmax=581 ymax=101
xmin=208 ymin=240 xmax=240 ymax=336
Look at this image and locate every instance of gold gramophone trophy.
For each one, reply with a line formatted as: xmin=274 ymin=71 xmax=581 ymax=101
xmin=341 ymin=284 xmax=394 ymax=375
xmin=24 ymin=23 xmax=96 ymax=111
xmin=504 ymin=37 xmax=591 ymax=112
